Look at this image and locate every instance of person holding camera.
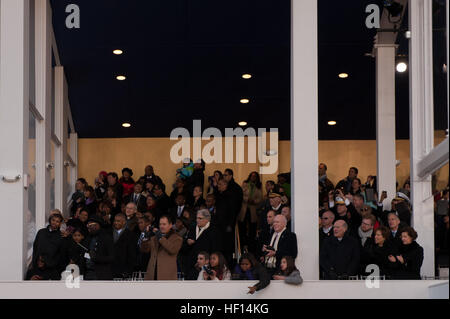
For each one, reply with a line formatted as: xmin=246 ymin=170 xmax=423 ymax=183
xmin=195 ymin=251 xmax=210 ymax=280
xmin=141 ymin=215 xmax=183 ymax=280
xmin=199 ymin=251 xmax=231 ymax=281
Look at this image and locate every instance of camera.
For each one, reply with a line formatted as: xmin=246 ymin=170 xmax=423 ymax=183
xmin=263 ymin=246 xmax=275 ymax=255
xmin=203 ymin=265 xmax=214 ymax=276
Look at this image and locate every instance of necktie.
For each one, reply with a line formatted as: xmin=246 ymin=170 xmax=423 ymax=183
xmin=178 ymin=206 xmax=182 ymax=216
xmin=271 ymin=232 xmax=278 ymax=247
xmin=134 ymin=194 xmax=138 ymax=203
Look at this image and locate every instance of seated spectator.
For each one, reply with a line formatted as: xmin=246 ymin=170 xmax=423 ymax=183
xmin=366 ymin=226 xmax=397 ymax=278
xmin=142 ymin=215 xmax=183 ymax=280
xmin=195 ymin=251 xmax=210 ymax=280
xmin=107 ymin=172 xmax=124 ymax=200
xmin=94 ymin=171 xmax=108 ymax=200
xmin=190 ymin=185 xmax=206 ymax=212
xmin=319 ymin=210 xmax=335 ymax=248
xmin=262 ymin=215 xmax=298 ymax=276
xmin=232 ymin=253 xmax=270 ymax=294
xmin=273 ymin=256 xmax=303 ymax=285
xmin=200 ymin=251 xmax=231 ymax=281
xmin=111 ymin=213 xmax=137 ymax=279
xmin=388 ymin=226 xmax=424 ymax=279
xmin=25 ymin=255 xmax=60 ymax=280
xmin=319 ymin=220 xmax=360 ymax=279
xmin=63 ymin=228 xmax=89 ymax=276
xmin=139 ymin=165 xmax=163 ymax=188
xmin=125 ymin=183 xmax=147 ymax=213
xmin=31 ymin=210 xmax=65 ymax=279
xmin=136 ymin=216 xmax=152 ymax=272
xmin=84 ymin=216 xmax=114 ymax=280
xmin=336 ymin=167 xmax=359 ymax=194
xmin=83 ymin=186 xmax=98 ymax=217
xmin=119 ymin=168 xmax=135 ymax=198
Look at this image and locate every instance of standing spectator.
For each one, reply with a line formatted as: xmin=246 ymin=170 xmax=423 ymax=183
xmin=207 ymin=170 xmax=222 ymax=195
xmin=70 ymin=178 xmax=87 ymax=216
xmin=319 ymin=163 xmax=334 ymax=196
xmin=435 ymin=214 xmax=449 ymax=269
xmin=139 ymin=165 xmax=163 ymax=187
xmin=232 ymin=253 xmax=270 ymax=294
xmin=205 ymin=193 xmax=217 ymax=218
xmin=319 ymin=220 xmax=360 ymax=279
xmin=260 ymin=190 xmax=285 ymax=232
xmin=281 ymin=206 xmax=292 ymax=231
xmin=190 ymin=185 xmax=206 ymax=212
xmin=84 ymin=216 xmax=114 ymax=280
xmin=387 ymin=212 xmax=405 ymax=250
xmin=136 ymin=216 xmax=152 ymax=272
xmin=105 ymin=186 xmax=122 ymax=219
xmin=187 ymin=159 xmax=205 ymax=194
xmin=366 ymin=226 xmax=397 ymax=278
xmin=142 ymin=215 xmax=183 ymax=280
xmin=63 ymin=228 xmax=89 ymax=277
xmin=222 ymin=169 xmax=244 ymax=219
xmin=119 ymin=168 xmax=135 ymax=199
xmin=153 ymin=183 xmax=171 ymax=217
xmin=328 ymin=189 xmax=361 ymax=235
xmin=350 ymin=178 xmax=363 ymax=196
xmin=94 ymin=171 xmax=108 ymax=200
xmin=107 ymin=172 xmax=124 ymax=200
xmin=355 ymin=214 xmax=376 ymax=275
xmin=273 ymin=256 xmax=303 ymax=285
xmin=319 ymin=210 xmax=335 ymax=248
xmin=111 ymin=213 xmax=137 ymax=278
xmin=83 ymin=186 xmax=98 ymax=217
xmin=257 ymin=210 xmax=276 ymax=259
xmin=169 ymin=194 xmax=188 ymax=224
xmin=170 ymin=178 xmax=191 ymax=208
xmin=238 ymin=172 xmax=263 ymax=254
xmin=182 ymin=209 xmax=219 ymax=280
xmin=277 ymin=173 xmax=291 ymax=199
xmin=124 ymin=202 xmax=140 ymax=235
xmin=125 ymin=183 xmax=147 ymax=213
xmin=30 ymin=210 xmax=65 ymax=279
xmin=388 ymin=227 xmax=424 ymax=279
xmin=336 ymin=167 xmax=359 ymax=194
xmin=262 ymin=215 xmax=298 ymax=276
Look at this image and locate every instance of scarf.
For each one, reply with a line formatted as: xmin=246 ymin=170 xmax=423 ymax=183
xmin=358 ymin=227 xmax=373 ymax=246
xmin=196 ymin=222 xmax=210 ymax=240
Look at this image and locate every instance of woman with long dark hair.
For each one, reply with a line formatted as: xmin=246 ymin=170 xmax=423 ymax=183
xmin=202 ymin=251 xmax=231 ymax=280
xmin=273 ymin=256 xmax=303 ymax=285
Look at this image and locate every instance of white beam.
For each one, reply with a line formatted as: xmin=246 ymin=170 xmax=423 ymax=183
xmin=409 ymin=0 xmax=435 ymax=278
xmin=291 ymin=0 xmax=319 ymax=280
xmin=0 ymin=0 xmax=29 ymax=281
xmin=34 ymin=0 xmax=52 ymax=229
xmin=375 ymin=44 xmax=398 ymax=211
xmin=417 ymin=137 xmax=449 ymax=178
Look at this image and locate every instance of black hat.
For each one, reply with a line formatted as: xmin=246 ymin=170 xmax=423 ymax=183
xmin=122 ymin=167 xmax=133 ymax=176
xmin=87 ymin=215 xmax=104 ymax=226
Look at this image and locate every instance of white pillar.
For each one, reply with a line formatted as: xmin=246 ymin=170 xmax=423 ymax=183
xmin=375 ymin=44 xmax=397 ymax=210
xmin=0 ymin=0 xmax=29 ymax=281
xmin=291 ymin=0 xmax=319 ymax=280
xmin=409 ymin=0 xmax=435 ymax=278
xmin=69 ymin=132 xmax=78 ymax=197
xmin=35 ymin=0 xmax=51 ymax=229
xmin=55 ymin=66 xmax=68 ymax=215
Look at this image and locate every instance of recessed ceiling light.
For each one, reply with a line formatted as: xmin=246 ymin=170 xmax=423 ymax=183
xmin=240 ymin=98 xmax=250 ymax=104
xmin=113 ymin=49 xmax=123 ymax=55
xmin=328 ymin=121 xmax=337 ymax=126
xmin=238 ymin=121 xmax=248 ymax=126
xmin=338 ymin=73 xmax=349 ymax=79
xmin=122 ymin=123 xmax=131 ymax=128
xmin=242 ymin=74 xmax=252 ymax=79
xmin=396 ymin=62 xmax=407 ymax=73
xmin=116 ymin=75 xmax=126 ymax=81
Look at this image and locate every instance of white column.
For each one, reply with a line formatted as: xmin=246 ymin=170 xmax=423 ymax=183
xmin=409 ymin=0 xmax=435 ymax=278
xmin=55 ymin=66 xmax=68 ymax=215
xmin=375 ymin=44 xmax=397 ymax=210
xmin=0 ymin=0 xmax=29 ymax=281
xmin=35 ymin=0 xmax=51 ymax=229
xmin=69 ymin=132 xmax=78 ymax=196
xmin=291 ymin=0 xmax=319 ymax=280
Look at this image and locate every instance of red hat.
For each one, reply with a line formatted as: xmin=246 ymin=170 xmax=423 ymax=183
xmin=99 ymin=171 xmax=108 ymax=178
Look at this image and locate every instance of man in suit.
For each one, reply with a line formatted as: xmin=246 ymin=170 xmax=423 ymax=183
xmin=124 ymin=202 xmax=140 ymax=235
xmin=262 ymin=215 xmax=298 ymax=276
xmin=153 ymin=183 xmax=171 ymax=220
xmin=111 ymin=213 xmax=138 ymax=278
xmin=387 ymin=212 xmax=405 ymax=250
xmin=182 ymin=209 xmax=220 ymax=279
xmin=260 ymin=190 xmax=285 ymax=232
xmin=257 ymin=210 xmax=276 ymax=259
xmin=319 ymin=210 xmax=335 ymax=248
xmin=169 ymin=193 xmax=188 ymax=224
xmin=320 ymin=220 xmax=360 ymax=279
xmin=125 ymin=183 xmax=147 ymax=213
xmin=139 ymin=165 xmax=163 ymax=188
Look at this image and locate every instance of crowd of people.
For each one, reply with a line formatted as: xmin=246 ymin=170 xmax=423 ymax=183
xmin=27 ymin=159 xmax=449 ymax=286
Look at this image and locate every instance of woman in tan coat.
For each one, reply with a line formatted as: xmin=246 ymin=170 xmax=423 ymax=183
xmin=238 ymin=172 xmax=263 ymax=253
xmin=141 ymin=215 xmax=183 ymax=280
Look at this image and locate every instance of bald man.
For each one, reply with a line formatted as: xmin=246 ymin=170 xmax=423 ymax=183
xmin=262 ymin=215 xmax=298 ymax=275
xmin=319 ymin=210 xmax=335 ymax=247
xmin=319 ymin=220 xmax=360 ymax=279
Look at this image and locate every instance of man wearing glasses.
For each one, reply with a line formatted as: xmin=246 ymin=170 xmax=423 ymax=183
xmin=319 ymin=210 xmax=335 ymax=248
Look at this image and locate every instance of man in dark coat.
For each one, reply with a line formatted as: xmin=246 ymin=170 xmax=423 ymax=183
xmin=387 ymin=212 xmax=406 ymax=250
xmin=223 ymin=169 xmax=243 ymax=218
xmin=335 ymin=167 xmax=358 ymax=194
xmin=153 ymin=183 xmax=171 ymax=220
xmin=182 ymin=209 xmax=220 ymax=279
xmin=139 ymin=165 xmax=163 ymax=188
xmin=328 ymin=190 xmax=361 ymax=237
xmin=84 ymin=216 xmax=114 ymax=280
xmin=259 ymin=190 xmax=285 ymax=232
xmin=124 ymin=183 xmax=147 ymax=213
xmin=31 ymin=212 xmax=65 ymax=278
xmin=320 ymin=220 xmax=360 ymax=279
xmin=353 ymin=215 xmax=376 ymax=275
xmin=319 ymin=210 xmax=335 ymax=249
xmin=257 ymin=210 xmax=276 ymax=259
xmin=262 ymin=215 xmax=298 ymax=275
xmin=111 ymin=213 xmax=138 ymax=278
